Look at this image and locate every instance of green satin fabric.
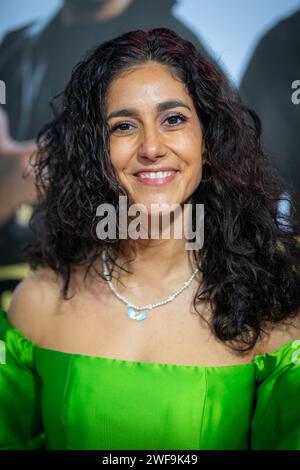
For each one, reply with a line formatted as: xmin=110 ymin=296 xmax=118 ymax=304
xmin=0 ymin=308 xmax=300 ymax=450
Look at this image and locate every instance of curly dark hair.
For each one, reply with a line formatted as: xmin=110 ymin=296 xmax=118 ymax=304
xmin=24 ymin=27 xmax=300 ymax=353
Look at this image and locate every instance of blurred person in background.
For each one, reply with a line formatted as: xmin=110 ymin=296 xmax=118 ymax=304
xmin=240 ymin=9 xmax=300 ymax=223
xmin=0 ymin=0 xmax=219 ymax=309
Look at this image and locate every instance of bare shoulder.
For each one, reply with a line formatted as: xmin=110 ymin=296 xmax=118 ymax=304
xmin=7 ymin=267 xmax=64 ymax=343
xmin=254 ymin=309 xmax=300 ymax=356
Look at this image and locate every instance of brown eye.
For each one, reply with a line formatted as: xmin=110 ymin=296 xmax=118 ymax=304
xmin=163 ymin=114 xmax=187 ymax=126
xmin=110 ymin=122 xmax=136 ymax=133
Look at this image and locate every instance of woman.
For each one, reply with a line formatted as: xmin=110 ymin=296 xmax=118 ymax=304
xmin=0 ymin=28 xmax=300 ymax=450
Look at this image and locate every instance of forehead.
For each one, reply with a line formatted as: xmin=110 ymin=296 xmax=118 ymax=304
xmin=106 ymin=62 xmax=192 ymax=109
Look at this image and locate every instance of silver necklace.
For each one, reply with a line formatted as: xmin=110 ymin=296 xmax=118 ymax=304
xmin=101 ymin=250 xmax=201 ymax=321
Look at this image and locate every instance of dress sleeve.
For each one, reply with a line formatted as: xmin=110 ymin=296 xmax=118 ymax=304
xmin=0 ymin=309 xmax=45 ymax=449
xmin=251 ymin=339 xmax=300 ymax=450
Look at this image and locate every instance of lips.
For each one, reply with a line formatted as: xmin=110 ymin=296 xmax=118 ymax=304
xmin=137 ymin=170 xmax=175 ymax=179
xmin=134 ymin=167 xmax=177 ymax=175
xmin=133 ymin=169 xmax=178 ymax=186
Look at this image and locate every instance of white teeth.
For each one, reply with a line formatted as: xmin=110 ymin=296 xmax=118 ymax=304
xmin=138 ymin=171 xmax=175 ymax=179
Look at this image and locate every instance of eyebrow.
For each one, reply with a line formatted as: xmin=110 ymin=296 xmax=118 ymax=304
xmin=106 ymin=100 xmax=191 ymax=120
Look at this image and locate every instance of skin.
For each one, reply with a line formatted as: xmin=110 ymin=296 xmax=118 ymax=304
xmin=105 ymin=61 xmax=205 ymax=284
xmin=7 ymin=62 xmax=300 ymax=366
xmin=106 ymin=61 xmax=204 ymax=212
xmin=0 ymin=107 xmax=37 ymax=225
xmin=62 ymin=0 xmax=133 ymax=24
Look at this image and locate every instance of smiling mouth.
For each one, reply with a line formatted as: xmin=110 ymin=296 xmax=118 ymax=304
xmin=133 ymin=170 xmax=178 ymax=186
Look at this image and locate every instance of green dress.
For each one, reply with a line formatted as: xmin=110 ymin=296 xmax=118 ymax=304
xmin=0 ymin=308 xmax=300 ymax=450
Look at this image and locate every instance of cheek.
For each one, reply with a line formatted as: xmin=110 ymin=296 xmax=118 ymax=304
xmin=109 ymin=140 xmax=132 ymax=173
xmin=176 ymin=132 xmax=203 ymax=168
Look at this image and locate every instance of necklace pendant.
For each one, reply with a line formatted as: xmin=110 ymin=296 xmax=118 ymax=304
xmin=127 ymin=307 xmax=148 ymax=321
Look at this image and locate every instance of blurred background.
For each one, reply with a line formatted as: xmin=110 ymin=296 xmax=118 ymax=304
xmin=0 ymin=0 xmax=299 ymax=309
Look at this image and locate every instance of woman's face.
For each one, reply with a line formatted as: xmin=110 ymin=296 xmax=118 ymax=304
xmin=106 ymin=61 xmax=204 ymax=212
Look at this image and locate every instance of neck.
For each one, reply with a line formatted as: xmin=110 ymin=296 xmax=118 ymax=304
xmin=62 ymin=0 xmax=133 ymax=24
xmin=114 ymin=236 xmax=197 ymax=289
xmin=111 ymin=202 xmax=200 ymax=282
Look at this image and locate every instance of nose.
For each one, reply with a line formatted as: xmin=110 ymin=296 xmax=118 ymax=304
xmin=137 ymin=125 xmax=167 ymax=161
